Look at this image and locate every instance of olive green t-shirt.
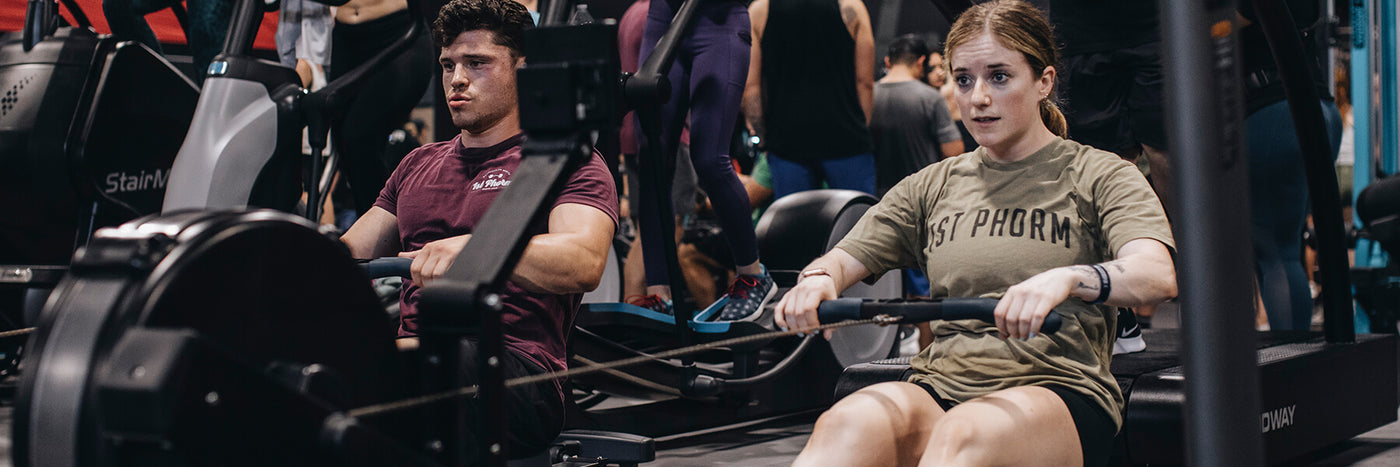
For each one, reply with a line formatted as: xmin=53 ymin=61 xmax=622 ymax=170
xmin=835 ymin=137 xmax=1173 ymax=428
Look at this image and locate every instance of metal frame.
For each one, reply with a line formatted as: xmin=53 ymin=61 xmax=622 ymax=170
xmin=1353 ymin=0 xmax=1397 ymax=293
xmin=1160 ymin=1 xmax=1264 ymax=465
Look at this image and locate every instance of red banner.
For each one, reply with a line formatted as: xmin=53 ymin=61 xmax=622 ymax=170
xmin=1 ymin=0 xmax=280 ymax=50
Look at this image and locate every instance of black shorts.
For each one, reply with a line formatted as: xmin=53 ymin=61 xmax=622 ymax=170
xmin=917 ymin=383 xmax=1117 ymax=467
xmin=458 ymin=340 xmax=567 ymax=459
xmin=1058 ymin=41 xmax=1168 ymax=155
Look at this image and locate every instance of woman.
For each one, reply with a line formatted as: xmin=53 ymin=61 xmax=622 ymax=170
xmin=333 ymin=0 xmax=433 ymax=217
xmin=775 ymin=1 xmax=1176 ymax=465
xmin=631 ymin=0 xmax=775 ymax=321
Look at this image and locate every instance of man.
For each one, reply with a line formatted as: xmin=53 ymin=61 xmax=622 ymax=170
xmin=1049 ymin=0 xmax=1167 ymax=353
xmin=743 ymin=0 xmax=876 ymax=199
xmin=339 ymin=0 xmax=618 ymax=458
xmin=869 ymin=35 xmax=961 ymax=347
xmin=871 ymin=34 xmax=962 ymax=197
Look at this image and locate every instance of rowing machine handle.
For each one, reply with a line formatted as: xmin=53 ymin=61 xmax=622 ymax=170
xmin=361 ymin=257 xmax=413 ymax=279
xmin=816 ymin=297 xmax=1063 ymax=334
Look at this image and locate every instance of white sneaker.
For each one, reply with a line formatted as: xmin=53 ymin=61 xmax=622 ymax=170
xmin=1113 ymin=307 xmax=1147 ymax=355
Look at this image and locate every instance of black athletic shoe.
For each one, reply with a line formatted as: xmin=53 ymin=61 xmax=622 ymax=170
xmin=1113 ymin=307 xmax=1147 ymax=355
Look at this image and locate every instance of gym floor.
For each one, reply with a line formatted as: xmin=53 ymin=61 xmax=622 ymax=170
xmin=0 ymin=305 xmax=1397 ymax=465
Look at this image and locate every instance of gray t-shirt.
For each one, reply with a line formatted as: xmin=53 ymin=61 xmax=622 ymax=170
xmin=871 ymin=80 xmax=962 ymax=196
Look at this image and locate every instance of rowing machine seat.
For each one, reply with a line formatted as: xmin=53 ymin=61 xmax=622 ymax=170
xmin=833 ymin=357 xmax=914 ymax=401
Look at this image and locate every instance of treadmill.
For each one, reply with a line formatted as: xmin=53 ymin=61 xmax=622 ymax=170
xmin=836 ymin=0 xmax=1398 ymax=465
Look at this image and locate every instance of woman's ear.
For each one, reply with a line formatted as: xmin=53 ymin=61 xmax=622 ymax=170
xmin=1039 ymin=65 xmax=1056 ymax=96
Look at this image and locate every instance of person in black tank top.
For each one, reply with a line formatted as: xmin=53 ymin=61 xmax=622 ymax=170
xmin=742 ymin=0 xmax=876 ymax=200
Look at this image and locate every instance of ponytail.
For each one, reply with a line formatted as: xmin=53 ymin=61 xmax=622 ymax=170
xmin=1040 ymin=97 xmax=1067 ymax=138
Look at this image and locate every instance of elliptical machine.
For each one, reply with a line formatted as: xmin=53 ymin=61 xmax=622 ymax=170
xmin=161 ymin=0 xmax=425 ymax=222
xmin=0 ymin=0 xmax=200 ymax=351
xmin=0 ymin=0 xmax=199 ymax=267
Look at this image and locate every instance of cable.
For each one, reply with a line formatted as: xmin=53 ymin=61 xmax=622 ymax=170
xmin=346 ymin=315 xmax=900 ymax=419
xmin=0 ymin=328 xmax=35 ymax=339
xmin=571 ymin=355 xmax=681 ymax=396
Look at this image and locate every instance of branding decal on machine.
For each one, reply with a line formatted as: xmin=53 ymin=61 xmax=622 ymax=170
xmin=105 ymin=169 xmax=171 ymax=193
xmin=1261 ymin=404 xmax=1297 ymax=433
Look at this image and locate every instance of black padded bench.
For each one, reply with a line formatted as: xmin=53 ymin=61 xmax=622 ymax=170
xmin=833 ymin=357 xmax=916 ymax=401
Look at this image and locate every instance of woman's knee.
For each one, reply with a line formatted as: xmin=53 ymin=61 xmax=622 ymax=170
xmin=921 ymin=413 xmax=986 ymax=464
xmin=815 ymin=383 xmax=937 ymax=439
xmin=804 ymin=384 xmax=937 ymax=465
xmin=814 ymin=396 xmax=886 ymax=434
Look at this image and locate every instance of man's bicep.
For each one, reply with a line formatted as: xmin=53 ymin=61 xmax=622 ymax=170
xmin=546 ymin=203 xmax=616 ymax=251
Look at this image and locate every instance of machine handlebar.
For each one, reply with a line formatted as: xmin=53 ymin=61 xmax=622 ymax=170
xmin=360 ymin=257 xmax=413 ymax=279
xmin=816 ymin=297 xmax=1063 ymax=334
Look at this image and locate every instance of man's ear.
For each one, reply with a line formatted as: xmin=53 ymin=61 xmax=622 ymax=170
xmin=515 ymin=56 xmax=527 ymax=69
xmin=883 ymin=56 xmax=891 ymax=69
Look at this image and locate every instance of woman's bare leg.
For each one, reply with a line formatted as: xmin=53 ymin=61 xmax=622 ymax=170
xmin=793 ymin=382 xmax=947 ymax=466
xmin=917 ymin=386 xmax=1084 ymax=467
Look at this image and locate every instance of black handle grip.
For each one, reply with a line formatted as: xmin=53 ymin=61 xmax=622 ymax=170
xmin=361 ymin=258 xmax=413 ymax=279
xmin=815 ymin=297 xmax=866 ymax=323
xmin=815 ymin=298 xmax=1063 ymax=334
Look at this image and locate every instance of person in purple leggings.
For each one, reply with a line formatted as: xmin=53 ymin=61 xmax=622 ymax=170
xmin=631 ymin=0 xmax=774 ymax=322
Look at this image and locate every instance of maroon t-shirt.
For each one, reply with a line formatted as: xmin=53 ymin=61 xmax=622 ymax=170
xmin=374 ymin=133 xmax=619 ymax=373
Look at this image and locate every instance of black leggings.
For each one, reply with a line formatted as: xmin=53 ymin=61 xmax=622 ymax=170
xmin=330 ymin=9 xmax=433 ymax=215
xmin=918 ymin=383 xmax=1116 ymax=467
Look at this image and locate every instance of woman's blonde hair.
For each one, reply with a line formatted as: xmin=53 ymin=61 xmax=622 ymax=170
xmin=944 ymin=0 xmax=1067 ymax=137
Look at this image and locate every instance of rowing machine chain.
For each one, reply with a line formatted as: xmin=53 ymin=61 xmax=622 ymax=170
xmin=347 ymin=315 xmax=904 ymax=419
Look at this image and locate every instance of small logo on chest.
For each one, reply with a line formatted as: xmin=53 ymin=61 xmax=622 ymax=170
xmin=473 ymin=168 xmax=512 ymax=191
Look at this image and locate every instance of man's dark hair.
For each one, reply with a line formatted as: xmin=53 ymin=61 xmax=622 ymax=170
xmin=885 ymin=34 xmax=930 ymax=66
xmin=433 ymin=0 xmax=533 ymax=55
